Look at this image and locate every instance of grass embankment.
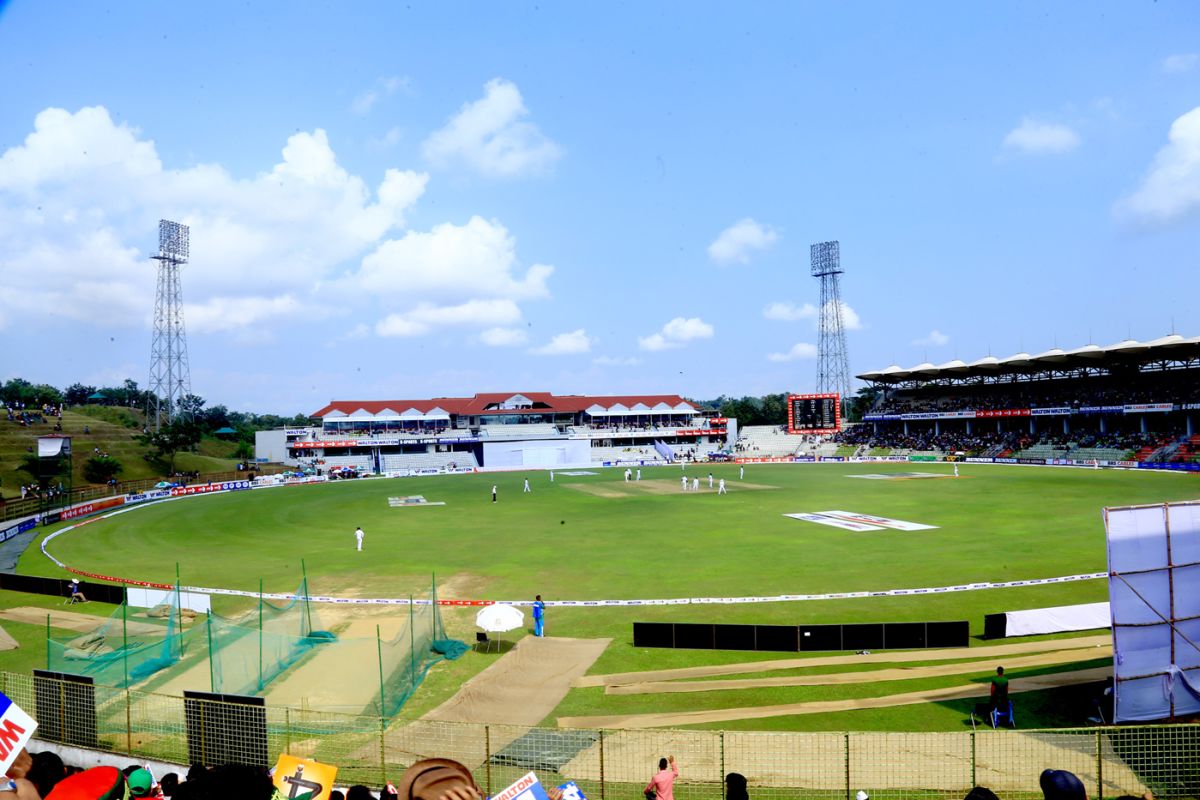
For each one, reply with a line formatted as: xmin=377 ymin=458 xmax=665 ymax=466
xmin=10 ymin=463 xmax=1197 ymax=729
xmin=0 ymin=407 xmax=241 ymax=499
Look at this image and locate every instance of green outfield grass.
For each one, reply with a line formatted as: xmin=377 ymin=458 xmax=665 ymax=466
xmin=7 ymin=462 xmax=1198 ymax=730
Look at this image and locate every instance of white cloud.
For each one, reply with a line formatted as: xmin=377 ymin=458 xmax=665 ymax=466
xmin=767 ymin=342 xmax=818 ymax=362
xmin=1117 ymin=106 xmax=1200 ymax=224
xmin=707 ymin=218 xmax=779 ymax=265
xmin=912 ymin=329 xmax=949 ymax=347
xmin=828 ymin=300 xmax=863 ymax=331
xmin=375 ymin=299 xmax=523 ymax=338
xmin=0 ymin=106 xmax=430 ymax=335
xmin=593 ymin=355 xmax=643 ymax=366
xmin=763 ymin=301 xmax=817 ymax=321
xmin=186 ymin=295 xmax=310 ymax=334
xmin=480 ymin=326 xmax=529 ymax=347
xmin=422 ymin=78 xmax=561 ymax=177
xmin=531 ymin=329 xmax=592 ymax=355
xmin=1163 ymin=54 xmax=1199 ymax=74
xmin=351 ymin=216 xmax=552 ymax=302
xmin=638 ymin=316 xmax=715 ymax=351
xmin=351 ymin=75 xmax=412 ymax=115
xmin=1002 ymin=118 xmax=1081 ymax=155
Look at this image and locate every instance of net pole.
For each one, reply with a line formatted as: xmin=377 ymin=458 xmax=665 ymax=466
xmin=376 ymin=624 xmax=386 ymax=718
xmin=258 ymin=578 xmax=264 ymax=691
xmin=45 ymin=613 xmax=50 ymax=670
xmin=301 ymin=559 xmax=313 ymax=635
xmin=175 ymin=563 xmax=183 ymax=656
xmin=206 ymin=611 xmax=215 ymax=693
xmin=409 ymin=595 xmax=415 ymax=695
xmin=122 ymin=588 xmax=129 ymax=688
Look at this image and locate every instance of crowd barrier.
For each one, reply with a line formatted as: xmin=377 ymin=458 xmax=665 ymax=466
xmin=9 ymin=671 xmax=1197 ymax=798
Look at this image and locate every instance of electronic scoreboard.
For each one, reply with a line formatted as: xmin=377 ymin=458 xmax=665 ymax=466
xmin=787 ymin=393 xmax=841 ymax=434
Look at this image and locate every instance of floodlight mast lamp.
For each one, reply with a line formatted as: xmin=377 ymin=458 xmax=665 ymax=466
xmin=811 ymin=240 xmax=851 ymax=414
xmin=148 ymin=220 xmax=193 ymax=432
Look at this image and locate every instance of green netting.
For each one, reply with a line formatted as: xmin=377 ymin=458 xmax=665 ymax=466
xmin=365 ymin=577 xmax=467 ymax=717
xmin=47 ymin=587 xmax=185 ymax=688
xmin=209 ymin=578 xmax=336 ymax=697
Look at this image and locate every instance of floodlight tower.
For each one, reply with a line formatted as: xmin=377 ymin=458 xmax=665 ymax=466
xmin=811 ymin=240 xmax=851 ymax=411
xmin=147 ymin=219 xmax=193 ymax=431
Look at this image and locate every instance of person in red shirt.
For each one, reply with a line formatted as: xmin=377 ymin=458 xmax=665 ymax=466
xmin=645 ymin=756 xmax=678 ymax=800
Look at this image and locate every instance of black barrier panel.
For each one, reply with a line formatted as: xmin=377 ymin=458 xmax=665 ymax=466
xmin=673 ymin=623 xmax=715 ymax=650
xmin=983 ymin=614 xmax=1008 ymax=640
xmin=842 ymin=623 xmax=885 ymax=651
xmin=799 ymin=625 xmax=843 ymax=652
xmin=184 ymin=691 xmax=268 ymax=768
xmin=632 ymin=622 xmax=674 ymax=648
xmin=884 ymin=622 xmax=926 ymax=649
xmin=755 ymin=625 xmax=799 ymax=652
xmin=714 ymin=624 xmax=756 ymax=651
xmin=32 ymin=670 xmax=97 ymax=748
xmin=0 ymin=573 xmax=125 ymax=605
xmin=927 ymin=620 xmax=970 ymax=648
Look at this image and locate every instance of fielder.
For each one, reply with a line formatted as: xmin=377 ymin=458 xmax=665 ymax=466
xmin=355 ymin=526 xmax=365 ymax=551
xmin=523 ymin=478 xmax=531 ymax=493
xmin=718 ymin=478 xmax=727 ymax=495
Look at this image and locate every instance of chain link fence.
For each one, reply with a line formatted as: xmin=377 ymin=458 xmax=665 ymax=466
xmin=6 ymin=672 xmax=1197 ymax=798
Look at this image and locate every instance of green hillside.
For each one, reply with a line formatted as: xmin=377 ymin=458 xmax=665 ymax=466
xmin=0 ymin=406 xmax=242 ymax=499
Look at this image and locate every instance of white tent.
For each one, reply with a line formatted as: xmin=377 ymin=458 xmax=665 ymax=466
xmin=1105 ymin=501 xmax=1200 ymax=721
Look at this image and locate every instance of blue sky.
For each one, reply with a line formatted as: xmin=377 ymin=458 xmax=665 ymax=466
xmin=1 ymin=2 xmax=1198 ymax=414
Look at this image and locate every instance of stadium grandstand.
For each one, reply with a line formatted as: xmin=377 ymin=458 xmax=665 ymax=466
xmin=254 ymin=392 xmax=730 ymax=472
xmin=844 ymin=334 xmax=1200 ymax=463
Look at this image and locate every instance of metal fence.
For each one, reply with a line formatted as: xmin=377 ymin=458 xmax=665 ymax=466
xmin=6 ymin=672 xmax=1197 ymax=798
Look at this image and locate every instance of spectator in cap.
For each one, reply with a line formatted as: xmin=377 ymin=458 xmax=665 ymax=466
xmin=1040 ymin=770 xmax=1086 ymax=800
xmin=126 ymin=768 xmax=154 ymax=798
xmin=68 ymin=580 xmax=87 ymax=604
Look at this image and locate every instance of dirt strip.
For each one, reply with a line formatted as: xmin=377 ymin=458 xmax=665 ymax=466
xmin=0 ymin=606 xmax=185 ymax=636
xmin=558 ymin=666 xmax=1112 ymax=729
xmin=607 ymin=645 xmax=1112 ymax=694
xmin=0 ymin=624 xmax=17 ymax=651
xmin=424 ymin=636 xmax=611 ymax=726
xmin=576 ymin=634 xmax=1112 ymax=687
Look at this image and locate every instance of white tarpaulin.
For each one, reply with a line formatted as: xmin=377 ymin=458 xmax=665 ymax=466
xmin=1003 ymin=601 xmax=1111 ymax=637
xmin=1105 ymin=501 xmax=1200 ymax=722
xmin=127 ymin=587 xmax=211 ymax=613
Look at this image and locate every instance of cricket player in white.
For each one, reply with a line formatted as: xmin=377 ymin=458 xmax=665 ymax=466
xmin=718 ymin=478 xmax=727 ymax=494
xmin=691 ymin=477 xmax=700 ymax=491
xmin=953 ymin=463 xmax=959 ymax=478
xmin=739 ymin=465 xmax=744 ymax=480
xmin=355 ymin=527 xmax=364 ymax=551
xmin=680 ymin=475 xmax=688 ymax=491
xmin=636 ymin=468 xmax=641 ymax=481
xmin=523 ymin=478 xmax=531 ymax=493
xmin=708 ymin=473 xmax=713 ymax=489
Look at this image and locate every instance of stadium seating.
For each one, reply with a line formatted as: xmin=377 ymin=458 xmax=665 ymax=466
xmin=321 ymin=455 xmax=372 ymax=471
xmin=588 ymin=445 xmax=664 ymax=463
xmin=734 ymin=425 xmax=805 ymax=457
xmin=380 ymin=452 xmax=478 ymax=471
xmin=477 ymin=423 xmax=560 ymax=439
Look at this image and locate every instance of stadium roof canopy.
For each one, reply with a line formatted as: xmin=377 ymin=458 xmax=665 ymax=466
xmin=313 ymin=393 xmax=698 ymax=419
xmin=857 ymin=334 xmax=1200 ymax=384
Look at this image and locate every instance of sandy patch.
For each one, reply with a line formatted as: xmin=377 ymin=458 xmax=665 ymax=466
xmin=424 ymin=636 xmax=611 ymax=726
xmin=557 ymin=666 xmax=1111 ymax=729
xmin=0 ymin=624 xmax=17 ymax=651
xmin=560 ymin=724 xmax=1144 ymax=796
xmin=576 ymin=634 xmax=1113 ymax=687
xmin=608 ymin=645 xmax=1112 ymax=694
xmin=567 ymin=484 xmax=626 ymax=499
xmin=0 ymin=606 xmax=180 ymax=636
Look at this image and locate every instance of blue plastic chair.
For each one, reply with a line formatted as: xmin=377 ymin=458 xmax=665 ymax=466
xmin=991 ymin=700 xmax=1014 ymax=728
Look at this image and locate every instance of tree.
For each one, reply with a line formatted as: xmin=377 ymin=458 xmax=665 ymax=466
xmin=847 ymin=385 xmax=881 ymax=422
xmin=64 ymin=383 xmax=97 ymax=405
xmin=83 ymin=455 xmax=123 ymax=484
xmin=138 ymin=419 xmax=203 ymax=473
xmin=179 ymin=394 xmax=206 ymax=417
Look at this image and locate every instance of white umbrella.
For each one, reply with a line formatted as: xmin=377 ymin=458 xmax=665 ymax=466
xmin=475 ymin=603 xmax=524 ymax=633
